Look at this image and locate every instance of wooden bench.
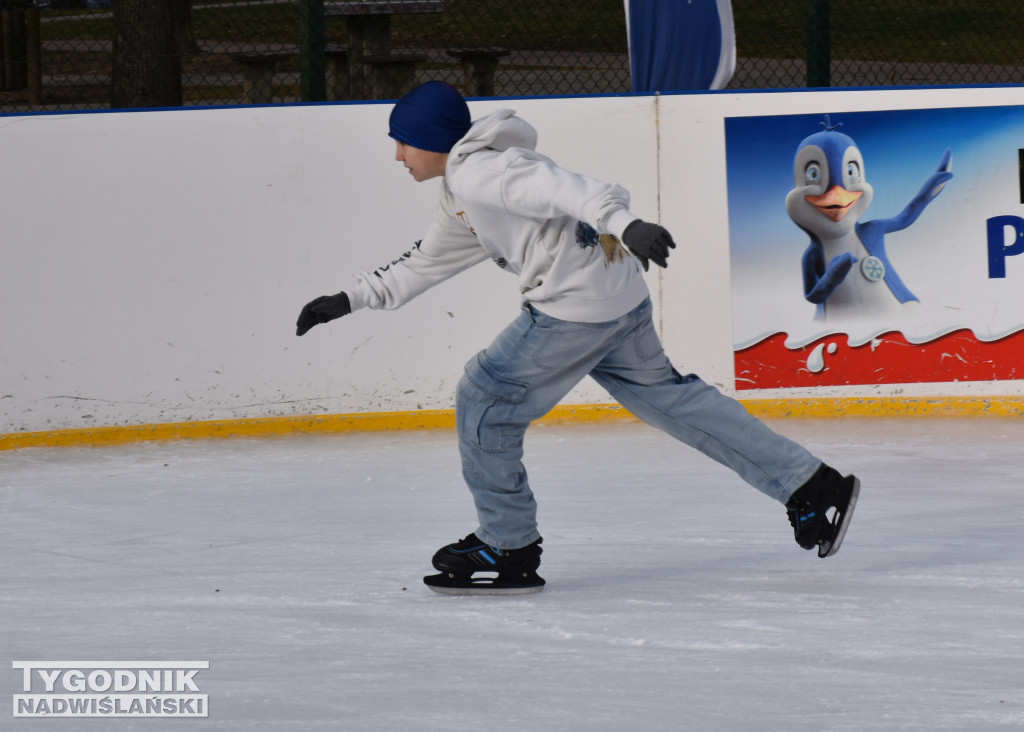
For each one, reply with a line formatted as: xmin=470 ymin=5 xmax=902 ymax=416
xmin=446 ymin=47 xmax=509 ymax=97
xmin=324 ymin=44 xmax=349 ymax=101
xmin=362 ymin=51 xmax=427 ymax=99
xmin=229 ymin=48 xmax=295 ymax=104
xmin=222 ymin=42 xmax=348 ymax=104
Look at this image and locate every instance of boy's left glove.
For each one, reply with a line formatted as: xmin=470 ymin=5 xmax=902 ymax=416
xmin=622 ymin=220 xmax=676 ymax=271
xmin=296 ymin=292 xmax=351 ymax=336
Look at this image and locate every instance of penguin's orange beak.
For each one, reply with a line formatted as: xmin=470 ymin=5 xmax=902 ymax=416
xmin=805 ymin=185 xmax=863 ymax=222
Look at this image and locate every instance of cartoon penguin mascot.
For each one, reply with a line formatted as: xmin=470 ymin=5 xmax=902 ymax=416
xmin=786 ymin=116 xmax=953 ymax=321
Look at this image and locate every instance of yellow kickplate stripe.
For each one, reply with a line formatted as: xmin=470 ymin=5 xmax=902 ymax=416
xmin=1 ymin=397 xmax=1022 ymax=451
xmin=741 ymin=396 xmax=1024 ymax=419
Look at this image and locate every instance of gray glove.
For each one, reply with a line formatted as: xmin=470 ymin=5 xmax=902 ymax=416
xmin=622 ymin=220 xmax=676 ymax=271
xmin=296 ymin=292 xmax=351 ymax=336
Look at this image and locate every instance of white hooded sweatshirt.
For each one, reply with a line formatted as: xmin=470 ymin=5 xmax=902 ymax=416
xmin=346 ymin=109 xmax=650 ymax=323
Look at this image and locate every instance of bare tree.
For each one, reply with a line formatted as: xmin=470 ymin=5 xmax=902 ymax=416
xmin=111 ymin=0 xmax=182 ymax=108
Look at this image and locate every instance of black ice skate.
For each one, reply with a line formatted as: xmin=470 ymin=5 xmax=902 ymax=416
xmin=423 ymin=534 xmax=545 ymax=595
xmin=786 ymin=464 xmax=860 ymax=558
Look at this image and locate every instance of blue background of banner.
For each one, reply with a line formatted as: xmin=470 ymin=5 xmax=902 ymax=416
xmin=724 ymin=104 xmax=1024 ymax=346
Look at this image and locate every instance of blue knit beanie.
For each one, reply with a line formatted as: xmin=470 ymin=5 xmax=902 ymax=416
xmin=388 ymin=82 xmax=472 ymax=153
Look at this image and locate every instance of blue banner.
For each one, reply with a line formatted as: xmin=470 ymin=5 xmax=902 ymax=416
xmin=626 ymin=0 xmax=735 ymax=91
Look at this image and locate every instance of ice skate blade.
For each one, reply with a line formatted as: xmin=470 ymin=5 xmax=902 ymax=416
xmin=425 ymin=583 xmax=546 ymax=596
xmin=422 ymin=573 xmax=545 ymax=596
xmin=818 ymin=476 xmax=860 ymax=558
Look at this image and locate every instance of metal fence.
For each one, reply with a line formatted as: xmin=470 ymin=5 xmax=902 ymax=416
xmin=734 ymin=0 xmax=1024 ymax=89
xmin=1 ymin=0 xmax=1022 ymax=114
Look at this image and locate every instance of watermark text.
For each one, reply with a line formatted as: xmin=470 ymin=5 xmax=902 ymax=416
xmin=12 ymin=662 xmax=208 ymax=718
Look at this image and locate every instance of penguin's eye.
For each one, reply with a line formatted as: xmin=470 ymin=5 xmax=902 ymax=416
xmin=845 ymin=160 xmax=861 ymax=184
xmin=803 ymin=163 xmax=822 ymax=186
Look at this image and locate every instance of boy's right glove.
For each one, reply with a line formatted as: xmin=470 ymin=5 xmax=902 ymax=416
xmin=622 ymin=220 xmax=676 ymax=271
xmin=296 ymin=292 xmax=351 ymax=336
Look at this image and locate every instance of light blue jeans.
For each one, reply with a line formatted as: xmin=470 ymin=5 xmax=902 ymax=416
xmin=456 ymin=298 xmax=821 ymax=550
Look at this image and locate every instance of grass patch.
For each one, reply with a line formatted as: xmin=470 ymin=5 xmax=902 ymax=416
xmin=732 ymin=0 xmax=1024 ymax=64
xmin=41 ymin=0 xmax=629 ymax=51
xmin=36 ymin=0 xmax=1024 ymax=64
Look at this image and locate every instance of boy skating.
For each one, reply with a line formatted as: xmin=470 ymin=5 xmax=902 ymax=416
xmin=296 ymin=82 xmax=859 ymax=594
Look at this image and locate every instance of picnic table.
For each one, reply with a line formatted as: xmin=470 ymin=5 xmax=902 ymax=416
xmin=324 ymin=0 xmax=443 ymax=98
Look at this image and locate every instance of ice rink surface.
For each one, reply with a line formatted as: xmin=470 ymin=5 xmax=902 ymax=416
xmin=2 ymin=418 xmax=1023 ymax=731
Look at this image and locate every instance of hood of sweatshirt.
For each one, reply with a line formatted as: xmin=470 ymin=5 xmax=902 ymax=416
xmin=447 ymin=109 xmax=538 ymax=165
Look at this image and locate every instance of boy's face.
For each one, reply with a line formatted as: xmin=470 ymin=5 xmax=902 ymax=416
xmin=394 ymin=141 xmax=448 ymax=182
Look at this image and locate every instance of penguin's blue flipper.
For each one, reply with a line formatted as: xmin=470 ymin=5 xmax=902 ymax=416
xmin=927 ymin=147 xmax=954 ymax=199
xmin=804 ymin=251 xmax=857 ymax=304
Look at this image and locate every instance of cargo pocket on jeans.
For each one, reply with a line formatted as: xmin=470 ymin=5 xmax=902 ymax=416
xmin=457 ymin=353 xmax=528 ymax=453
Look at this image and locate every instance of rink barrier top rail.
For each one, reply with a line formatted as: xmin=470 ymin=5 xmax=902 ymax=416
xmin=3 ymin=397 xmax=1024 ymax=451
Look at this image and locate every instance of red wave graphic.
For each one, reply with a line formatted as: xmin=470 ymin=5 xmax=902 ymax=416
xmin=734 ymin=329 xmax=1024 ymax=390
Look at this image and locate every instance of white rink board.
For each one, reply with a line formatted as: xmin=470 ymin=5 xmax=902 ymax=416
xmin=1 ymin=87 xmax=1022 ymax=433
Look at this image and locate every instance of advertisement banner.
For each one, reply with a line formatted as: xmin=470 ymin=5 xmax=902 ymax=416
xmin=726 ymin=105 xmax=1024 ymax=390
